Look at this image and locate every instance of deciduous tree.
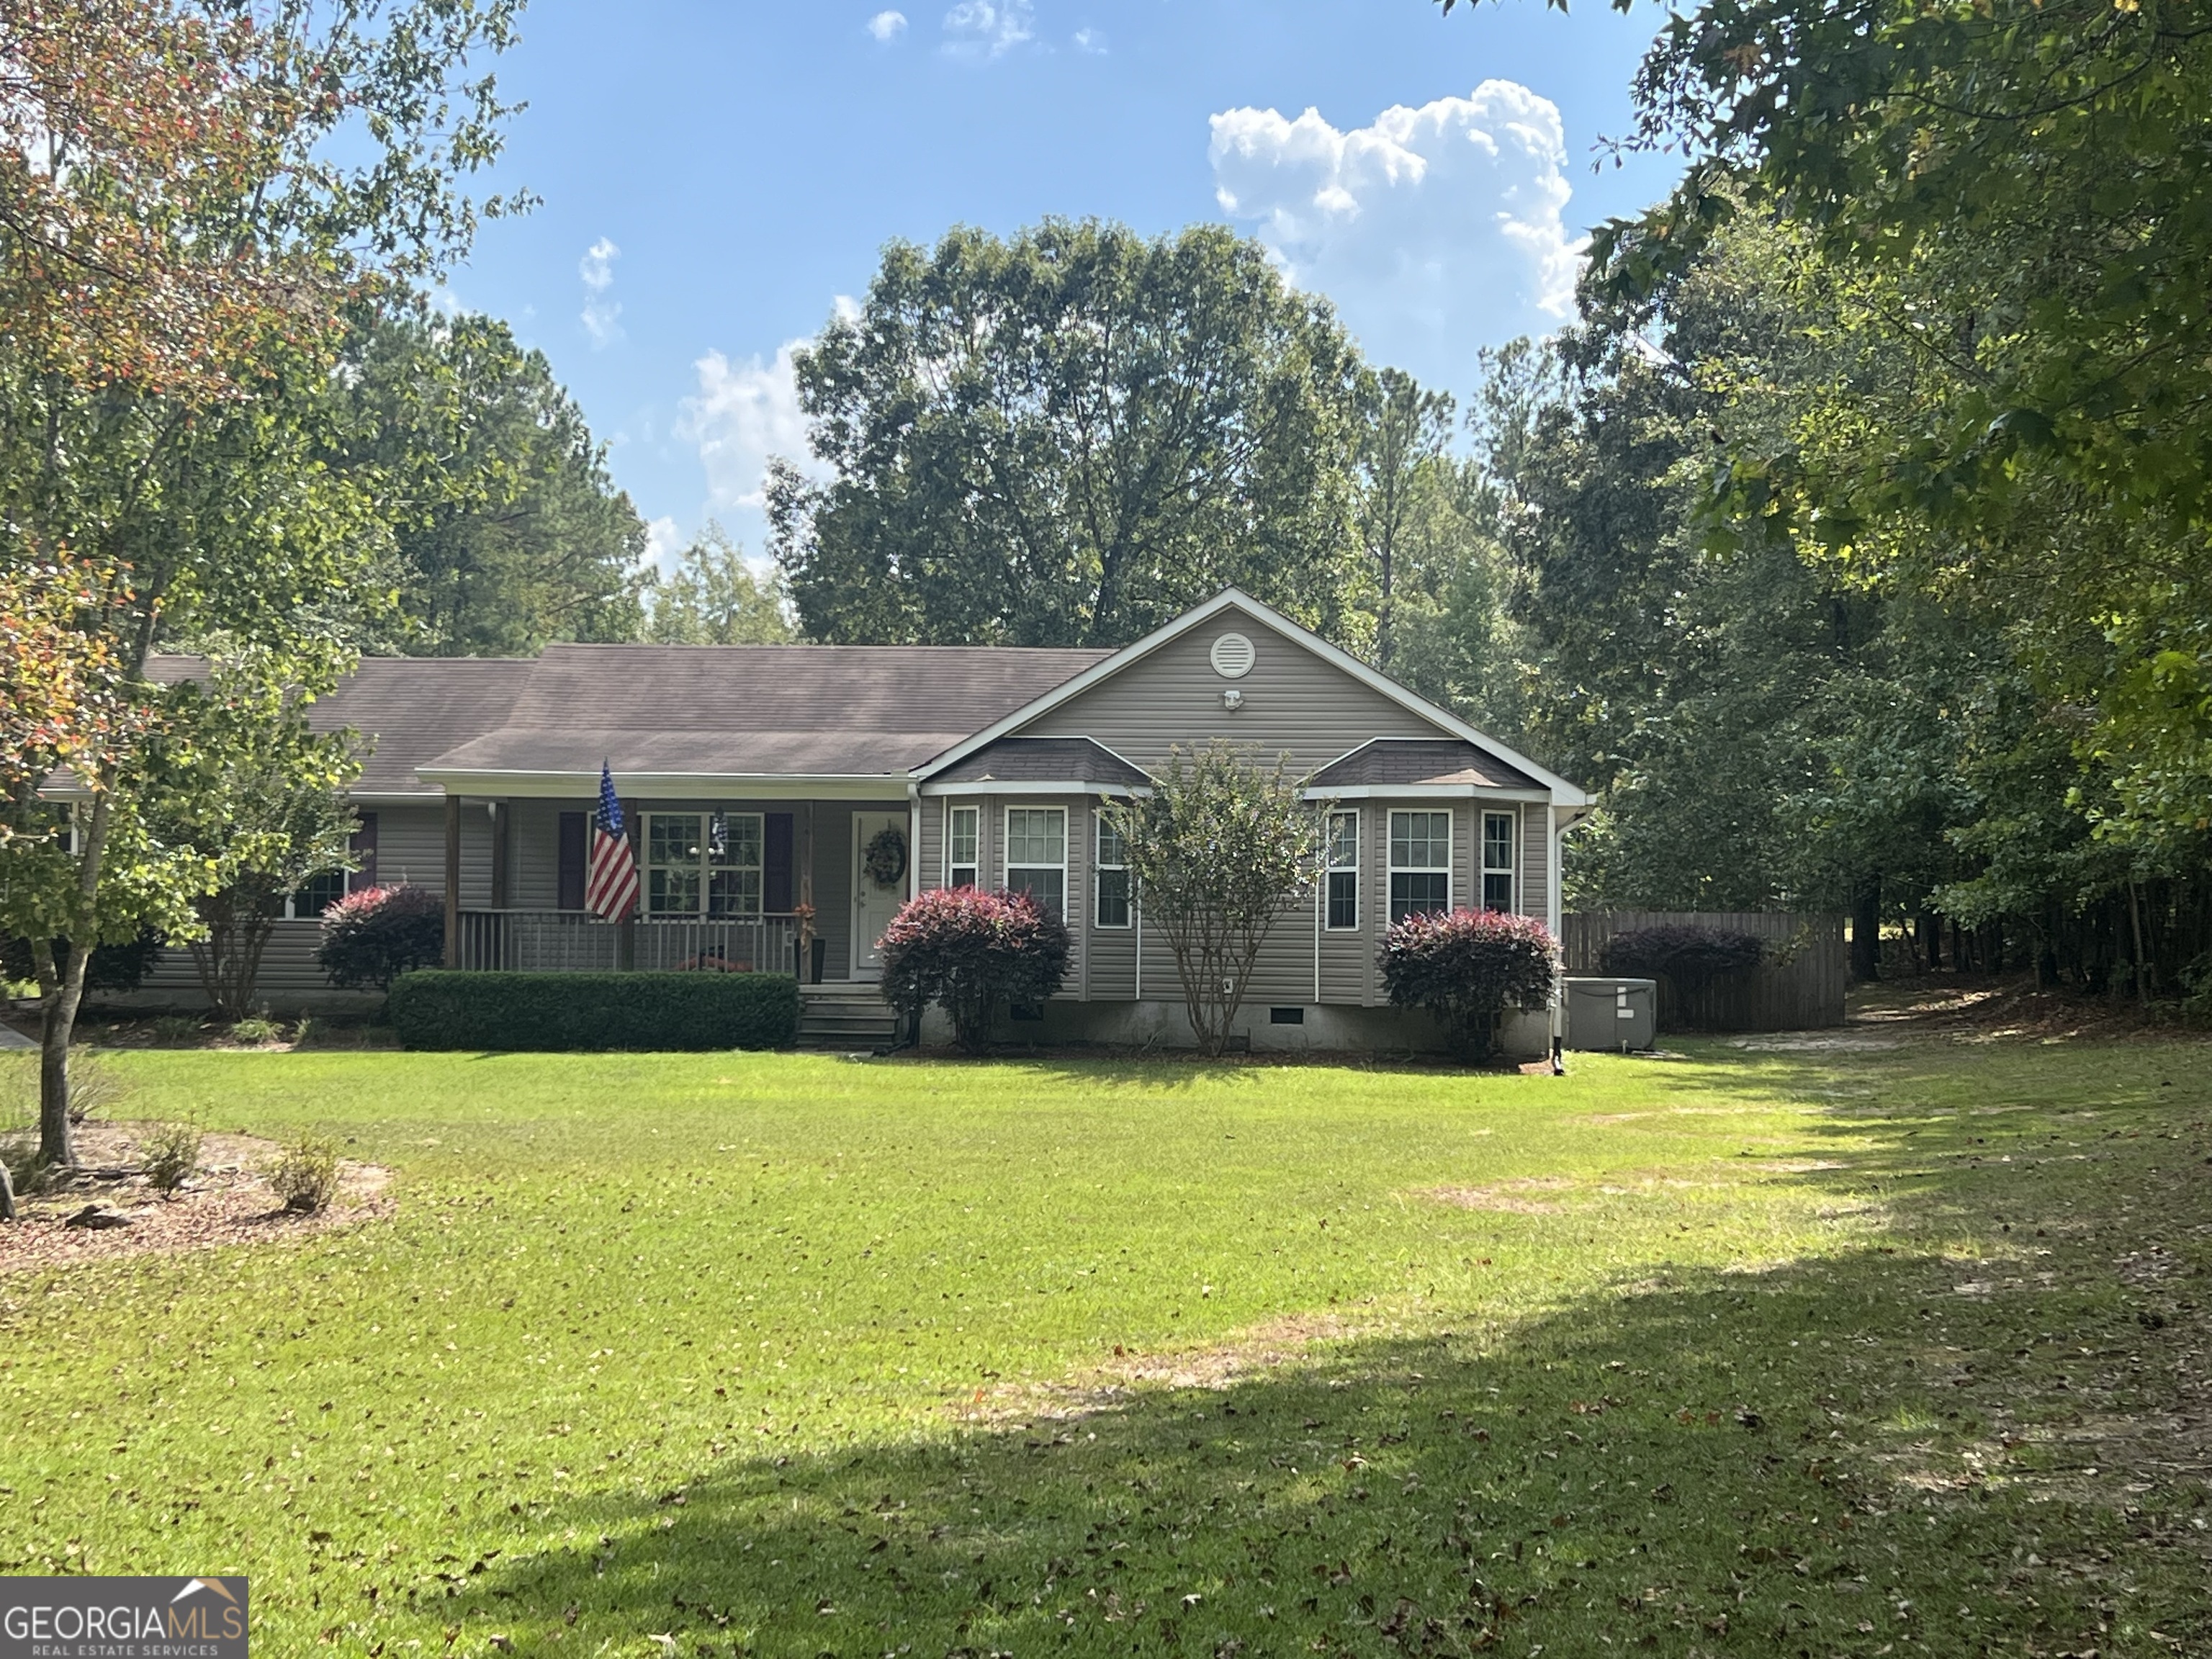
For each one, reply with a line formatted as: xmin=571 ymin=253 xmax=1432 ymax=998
xmin=770 ymin=220 xmax=1366 ymax=648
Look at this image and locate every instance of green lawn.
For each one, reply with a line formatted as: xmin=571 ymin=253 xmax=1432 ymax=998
xmin=2 ymin=1023 xmax=2208 ymax=1657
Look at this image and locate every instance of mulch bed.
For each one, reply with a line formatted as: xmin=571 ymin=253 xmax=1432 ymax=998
xmin=0 ymin=1121 xmax=391 ymax=1274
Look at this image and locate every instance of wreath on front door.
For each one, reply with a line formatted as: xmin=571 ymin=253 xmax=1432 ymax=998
xmin=863 ymin=824 xmax=908 ymax=888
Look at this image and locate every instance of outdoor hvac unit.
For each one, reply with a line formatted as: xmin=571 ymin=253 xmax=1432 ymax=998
xmin=1563 ymin=976 xmax=1658 ymax=1052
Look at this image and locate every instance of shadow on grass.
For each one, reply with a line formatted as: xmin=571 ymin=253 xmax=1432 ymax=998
xmin=437 ymin=1060 xmax=2212 ymax=1659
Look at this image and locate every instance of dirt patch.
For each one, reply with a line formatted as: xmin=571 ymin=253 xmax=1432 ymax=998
xmin=1419 ymin=1176 xmax=1575 ymax=1215
xmin=953 ymin=1311 xmax=1372 ymax=1429
xmin=0 ymin=1122 xmax=391 ymax=1273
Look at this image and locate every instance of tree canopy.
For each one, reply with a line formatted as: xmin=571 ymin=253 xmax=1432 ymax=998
xmin=769 ymin=219 xmax=1368 ymax=649
xmin=333 ymin=303 xmax=651 ymax=656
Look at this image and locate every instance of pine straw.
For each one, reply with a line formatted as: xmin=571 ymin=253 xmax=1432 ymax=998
xmin=0 ymin=1121 xmax=391 ymax=1273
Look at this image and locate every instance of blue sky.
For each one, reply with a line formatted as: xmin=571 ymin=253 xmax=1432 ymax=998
xmin=445 ymin=0 xmax=1683 ymax=565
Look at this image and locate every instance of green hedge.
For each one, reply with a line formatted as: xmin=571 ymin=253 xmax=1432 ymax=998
xmin=387 ymin=971 xmax=799 ymax=1052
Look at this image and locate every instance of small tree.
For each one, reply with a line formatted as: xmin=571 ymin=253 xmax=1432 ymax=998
xmin=316 ymin=886 xmax=446 ymax=992
xmin=878 ymin=887 xmax=1069 ymax=1055
xmin=1377 ymin=909 xmax=1560 ymax=1061
xmin=148 ymin=670 xmax=362 ymax=1020
xmin=1103 ymin=742 xmax=1321 ymax=1057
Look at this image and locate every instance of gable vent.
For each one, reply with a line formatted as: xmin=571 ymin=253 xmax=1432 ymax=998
xmin=1210 ymin=631 xmax=1256 ymax=679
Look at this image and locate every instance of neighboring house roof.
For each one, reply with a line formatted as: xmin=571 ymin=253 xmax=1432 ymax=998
xmin=913 ymin=588 xmax=1590 ymax=807
xmin=926 ymin=736 xmax=1150 ymax=791
xmin=419 ymin=642 xmax=1111 ymax=786
xmin=1309 ymin=737 xmax=1540 ymax=793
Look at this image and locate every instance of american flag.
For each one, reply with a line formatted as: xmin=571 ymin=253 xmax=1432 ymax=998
xmin=586 ymin=762 xmax=639 ymax=922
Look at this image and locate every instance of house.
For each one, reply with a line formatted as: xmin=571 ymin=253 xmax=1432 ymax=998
xmin=131 ymin=590 xmax=1591 ymax=1051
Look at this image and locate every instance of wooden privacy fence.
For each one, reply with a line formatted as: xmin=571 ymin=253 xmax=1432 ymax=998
xmin=1560 ymin=911 xmax=1848 ymax=1032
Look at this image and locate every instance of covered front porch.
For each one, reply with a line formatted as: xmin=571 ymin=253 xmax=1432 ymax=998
xmin=431 ymin=789 xmax=917 ymax=984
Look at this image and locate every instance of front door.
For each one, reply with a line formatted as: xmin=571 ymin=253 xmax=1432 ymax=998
xmin=850 ymin=811 xmax=907 ymax=978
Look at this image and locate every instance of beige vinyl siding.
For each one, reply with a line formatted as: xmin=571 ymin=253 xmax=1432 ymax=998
xmin=132 ymin=920 xmax=363 ymax=1007
xmin=508 ymin=798 xmax=585 ymax=909
xmin=1023 ymin=609 xmax=1439 ymax=777
xmin=917 ymin=798 xmax=944 ymax=895
xmin=1520 ymin=806 xmax=1549 ymax=925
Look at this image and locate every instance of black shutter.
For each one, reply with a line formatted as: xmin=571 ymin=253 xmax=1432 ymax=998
xmin=764 ymin=813 xmax=794 ymax=913
xmin=557 ymin=812 xmax=586 ymax=910
xmin=349 ymin=811 xmax=379 ymax=891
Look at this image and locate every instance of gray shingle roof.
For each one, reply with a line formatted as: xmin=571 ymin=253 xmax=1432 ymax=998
xmin=1309 ymin=737 xmax=1539 ymax=791
xmin=143 ymin=655 xmax=534 ymax=795
xmin=930 ymin=736 xmax=1150 ymax=788
xmin=422 ymin=642 xmax=1112 ymax=781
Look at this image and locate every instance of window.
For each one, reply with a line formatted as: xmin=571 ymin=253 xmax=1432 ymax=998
xmin=1389 ymin=809 xmax=1452 ymax=923
xmin=946 ymin=804 xmax=979 ymax=889
xmin=1094 ymin=811 xmax=1130 ymax=928
xmin=1324 ymin=809 xmax=1359 ymax=930
xmin=644 ymin=811 xmax=763 ymax=918
xmin=1004 ymin=806 xmax=1066 ymax=917
xmin=288 ymin=870 xmax=348 ymax=919
xmin=1482 ymin=810 xmax=1516 ymax=912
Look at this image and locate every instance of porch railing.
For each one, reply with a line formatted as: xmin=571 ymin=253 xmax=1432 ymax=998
xmin=453 ymin=910 xmax=804 ymax=976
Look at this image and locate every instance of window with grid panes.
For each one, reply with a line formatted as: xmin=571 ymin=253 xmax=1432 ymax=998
xmin=1325 ymin=809 xmax=1359 ymax=930
xmin=1481 ymin=810 xmax=1516 ymax=911
xmin=1004 ymin=806 xmax=1066 ymax=917
xmin=947 ymin=804 xmax=979 ymax=888
xmin=1388 ymin=809 xmax=1452 ymax=923
xmin=645 ymin=812 xmax=763 ymax=917
xmin=1094 ymin=811 xmax=1130 ymax=927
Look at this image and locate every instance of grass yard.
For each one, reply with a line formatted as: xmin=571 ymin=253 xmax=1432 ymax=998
xmin=2 ymin=1008 xmax=2208 ymax=1658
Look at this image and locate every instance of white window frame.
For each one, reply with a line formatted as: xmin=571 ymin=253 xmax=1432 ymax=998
xmin=642 ymin=809 xmax=765 ymax=919
xmin=1004 ymin=805 xmax=1068 ymax=918
xmin=1481 ymin=809 xmax=1517 ymax=913
xmin=1324 ymin=808 xmax=1360 ymax=931
xmin=945 ymin=803 xmax=980 ymax=889
xmin=1094 ymin=809 xmax=1131 ymax=929
xmin=1388 ymin=809 xmax=1453 ymax=925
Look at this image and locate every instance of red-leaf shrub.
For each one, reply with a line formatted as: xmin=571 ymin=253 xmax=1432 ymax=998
xmin=878 ymin=887 xmax=1070 ymax=1054
xmin=1377 ymin=908 xmax=1560 ymax=1060
xmin=315 ymin=884 xmax=444 ymax=991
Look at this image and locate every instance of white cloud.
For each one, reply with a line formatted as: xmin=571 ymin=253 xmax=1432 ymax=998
xmin=679 ymin=339 xmax=826 ymax=518
xmin=942 ymin=0 xmax=1032 ymax=58
xmin=644 ymin=515 xmax=685 ymax=574
xmin=867 ymin=9 xmax=907 ymax=41
xmin=1208 ymin=82 xmax=1583 ymax=384
xmin=578 ymin=235 xmax=624 ymax=349
xmin=1073 ymin=26 xmax=1105 ymax=53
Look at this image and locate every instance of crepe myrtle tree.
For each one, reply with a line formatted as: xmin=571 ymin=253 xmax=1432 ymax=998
xmin=1102 ymin=742 xmax=1324 ymax=1057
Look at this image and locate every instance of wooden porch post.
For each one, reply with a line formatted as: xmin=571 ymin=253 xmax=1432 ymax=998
xmin=442 ymin=793 xmax=462 ymax=968
xmin=489 ymin=800 xmax=510 ymax=909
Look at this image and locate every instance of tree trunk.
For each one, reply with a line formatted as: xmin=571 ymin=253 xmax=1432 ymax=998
xmin=0 ymin=1156 xmax=15 ymax=1222
xmin=1918 ymin=912 xmax=1941 ymax=971
xmin=38 ymin=941 xmax=89 ymax=1169
xmin=1849 ymin=874 xmax=1881 ymax=982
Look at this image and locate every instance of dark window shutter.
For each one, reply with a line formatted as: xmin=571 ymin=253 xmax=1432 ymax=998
xmin=349 ymin=811 xmax=379 ymax=891
xmin=557 ymin=812 xmax=586 ymax=910
xmin=764 ymin=813 xmax=794 ymax=913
